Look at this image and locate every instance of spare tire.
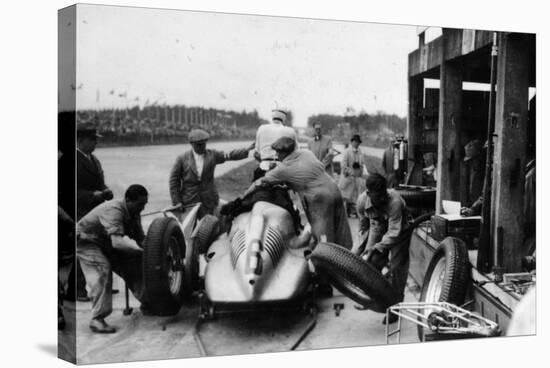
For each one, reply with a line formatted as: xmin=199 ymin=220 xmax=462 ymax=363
xmin=417 ymin=237 xmax=470 ymax=341
xmin=310 ymin=242 xmax=400 ymax=313
xmin=396 ymin=187 xmax=436 ymax=209
xmin=194 ymin=215 xmax=220 ymax=254
xmin=142 ymin=217 xmax=185 ymax=316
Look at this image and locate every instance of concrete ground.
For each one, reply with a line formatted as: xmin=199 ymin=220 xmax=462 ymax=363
xmin=60 ymin=220 xmax=423 ymax=364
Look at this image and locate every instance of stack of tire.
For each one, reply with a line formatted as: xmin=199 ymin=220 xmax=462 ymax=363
xmin=395 ymin=185 xmax=436 ymax=211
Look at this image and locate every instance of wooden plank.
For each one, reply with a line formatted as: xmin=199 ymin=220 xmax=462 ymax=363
xmin=475 ymin=30 xmax=496 ymax=50
xmin=435 ymin=36 xmax=463 ymax=213
xmin=490 ymin=33 xmax=530 ymax=272
xmin=462 ymin=29 xmax=476 ymax=55
xmin=407 ymin=76 xmax=425 ymax=185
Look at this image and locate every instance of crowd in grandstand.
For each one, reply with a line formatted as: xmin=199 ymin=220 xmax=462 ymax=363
xmin=77 ymin=105 xmax=268 ymax=146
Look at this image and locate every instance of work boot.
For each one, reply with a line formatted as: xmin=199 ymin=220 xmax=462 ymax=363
xmin=382 ymin=312 xmax=398 ymax=325
xmin=89 ymin=318 xmax=117 ymax=333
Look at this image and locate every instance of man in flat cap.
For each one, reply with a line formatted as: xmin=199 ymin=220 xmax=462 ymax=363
xmin=253 ymin=109 xmax=297 ymax=180
xmin=169 ymin=129 xmax=254 ymax=218
xmin=77 ymin=123 xmax=114 ymax=220
xmin=307 ymin=122 xmax=335 ymax=176
xmin=73 ymin=123 xmax=114 ymax=302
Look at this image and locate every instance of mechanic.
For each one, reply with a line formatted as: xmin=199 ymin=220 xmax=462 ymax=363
xmin=307 ymin=122 xmax=335 ymax=176
xmin=462 ymin=138 xmax=484 ymax=207
xmin=245 ymin=136 xmax=353 ymax=250
xmin=73 ymin=123 xmax=114 ymax=302
xmin=356 ymin=173 xmax=408 ymax=324
xmin=169 ymin=128 xmax=254 ymax=219
xmin=338 ymin=134 xmax=368 ymax=217
xmin=76 ymin=185 xmax=149 ymax=333
xmin=253 ymin=109 xmax=297 ymax=180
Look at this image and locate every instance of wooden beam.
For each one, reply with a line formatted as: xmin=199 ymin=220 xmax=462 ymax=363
xmin=491 ymin=33 xmax=530 ymax=272
xmin=407 ymin=76 xmax=424 ymax=185
xmin=408 ymin=30 xmax=494 ymax=78
xmin=436 ymin=32 xmax=463 ymax=213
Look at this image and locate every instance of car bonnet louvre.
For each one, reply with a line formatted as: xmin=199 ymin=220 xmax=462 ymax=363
xmin=230 ymin=229 xmax=247 ymax=268
xmin=263 ymin=226 xmax=284 ymax=267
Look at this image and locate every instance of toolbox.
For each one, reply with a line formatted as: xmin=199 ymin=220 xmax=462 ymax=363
xmin=430 ymin=214 xmax=481 ymax=242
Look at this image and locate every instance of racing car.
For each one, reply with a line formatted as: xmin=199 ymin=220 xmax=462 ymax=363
xmin=139 ymin=186 xmax=401 ymax=318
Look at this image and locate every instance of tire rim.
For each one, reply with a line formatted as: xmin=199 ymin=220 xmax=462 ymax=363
xmin=167 ymin=236 xmax=183 ymax=297
xmin=425 ymin=256 xmax=446 ymax=303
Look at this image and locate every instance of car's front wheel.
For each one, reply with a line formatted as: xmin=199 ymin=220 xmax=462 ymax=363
xmin=142 ymin=217 xmax=186 ymax=316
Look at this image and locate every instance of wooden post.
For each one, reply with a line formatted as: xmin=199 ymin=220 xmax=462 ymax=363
xmin=435 ymin=52 xmax=463 ymax=213
xmin=491 ymin=33 xmax=530 ymax=272
xmin=407 ymin=76 xmax=424 ymax=185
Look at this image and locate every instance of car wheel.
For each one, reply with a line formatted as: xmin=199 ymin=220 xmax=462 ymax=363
xmin=142 ymin=217 xmax=185 ymax=316
xmin=194 ymin=215 xmax=220 ymax=254
xmin=310 ymin=242 xmax=400 ymax=313
xmin=417 ymin=236 xmax=470 ymax=341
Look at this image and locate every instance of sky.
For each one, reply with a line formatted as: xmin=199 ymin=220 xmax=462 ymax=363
xmin=73 ymin=4 xmax=424 ymax=126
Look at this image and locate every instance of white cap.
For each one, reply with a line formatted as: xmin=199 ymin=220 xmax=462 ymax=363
xmin=272 ymin=109 xmax=287 ymax=123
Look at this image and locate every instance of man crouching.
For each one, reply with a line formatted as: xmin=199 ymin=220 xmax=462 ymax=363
xmin=77 ymin=184 xmax=148 ymax=333
xmin=356 ymin=174 xmax=408 ymax=324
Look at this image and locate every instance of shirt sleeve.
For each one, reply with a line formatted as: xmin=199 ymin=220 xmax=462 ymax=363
xmin=375 ymin=199 xmax=405 ymax=250
xmin=214 ymin=148 xmax=250 ymax=164
xmin=258 ymin=163 xmax=292 ymax=186
xmin=356 ymin=192 xmax=368 ymax=221
xmin=98 ymin=205 xmax=126 ymax=236
xmin=321 ymin=137 xmax=334 ymax=165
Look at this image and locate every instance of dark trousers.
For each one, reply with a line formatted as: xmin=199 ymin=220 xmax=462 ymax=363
xmin=365 ymin=219 xmax=409 ymax=302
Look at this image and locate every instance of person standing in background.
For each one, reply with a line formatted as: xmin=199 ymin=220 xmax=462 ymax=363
xmin=77 ymin=123 xmax=114 ymax=220
xmin=338 ymin=134 xmax=368 ymax=217
xmin=74 ymin=123 xmax=114 ymax=302
xmin=462 ymin=138 xmax=484 ymax=207
xmin=307 ymin=122 xmax=335 ymax=176
xmin=253 ymin=109 xmax=297 ymax=180
xmin=381 ymin=141 xmax=397 ymax=188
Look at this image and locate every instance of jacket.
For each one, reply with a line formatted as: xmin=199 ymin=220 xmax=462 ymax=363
xmin=257 ymin=149 xmax=352 ymax=249
xmin=307 ymin=135 xmax=334 ymax=175
xmin=77 ymin=150 xmax=109 ymax=220
xmin=169 ymin=147 xmax=250 ymax=213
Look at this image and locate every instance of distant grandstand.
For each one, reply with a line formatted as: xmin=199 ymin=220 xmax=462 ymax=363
xmin=77 ymin=105 xmax=269 ymax=146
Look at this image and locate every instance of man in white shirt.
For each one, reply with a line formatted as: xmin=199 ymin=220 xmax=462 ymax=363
xmin=253 ymin=109 xmax=297 ymax=180
xmin=169 ymin=129 xmax=254 ymax=218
